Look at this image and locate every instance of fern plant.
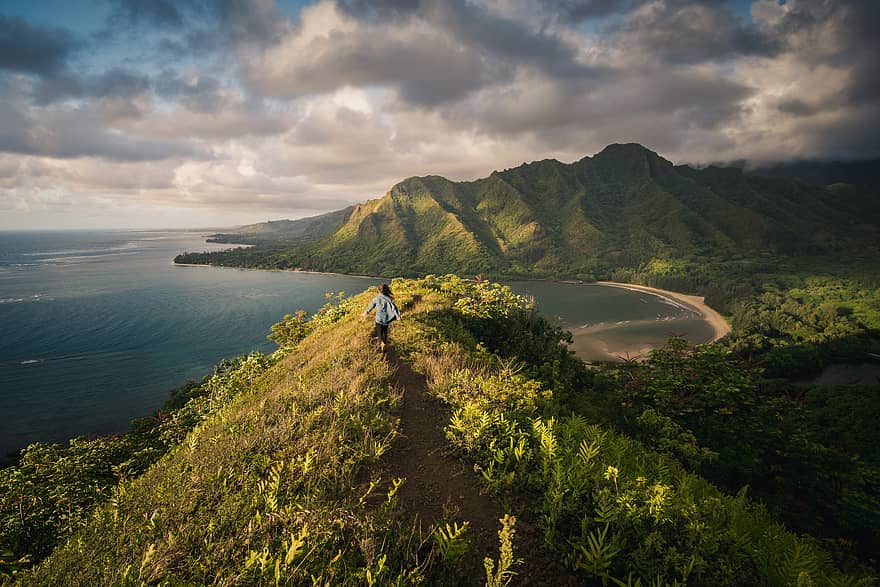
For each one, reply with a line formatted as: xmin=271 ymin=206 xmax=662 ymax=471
xmin=434 ymin=521 xmax=470 ymax=563
xmin=570 ymin=523 xmax=620 ymax=584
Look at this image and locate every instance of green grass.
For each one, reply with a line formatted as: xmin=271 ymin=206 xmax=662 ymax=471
xmin=14 ymin=291 xmax=428 ymax=585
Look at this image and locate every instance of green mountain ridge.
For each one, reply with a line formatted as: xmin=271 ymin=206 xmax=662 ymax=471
xmin=183 ymin=143 xmax=880 ymax=280
xmin=208 ymin=207 xmax=353 ymax=245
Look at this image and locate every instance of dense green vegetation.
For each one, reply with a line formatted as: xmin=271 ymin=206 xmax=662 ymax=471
xmin=4 ymin=277 xmax=877 ymax=584
xmin=405 ymin=277 xmax=879 ymax=576
xmin=208 ymin=208 xmax=353 ymax=247
xmin=597 ymin=340 xmax=880 ymax=564
xmin=3 ymin=291 xmax=427 ymax=585
xmin=609 ymin=260 xmax=880 ymax=378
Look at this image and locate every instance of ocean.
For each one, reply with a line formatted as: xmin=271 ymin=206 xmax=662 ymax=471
xmin=0 ymin=230 xmax=373 ymax=460
xmin=0 ymin=230 xmax=714 ymax=461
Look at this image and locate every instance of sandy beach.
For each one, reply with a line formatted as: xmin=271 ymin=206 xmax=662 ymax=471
xmin=596 ymin=282 xmax=731 ymax=342
xmin=567 ymin=282 xmax=731 ymax=363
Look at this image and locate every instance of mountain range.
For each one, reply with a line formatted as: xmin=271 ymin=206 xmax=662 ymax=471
xmin=179 ymin=143 xmax=880 ymax=279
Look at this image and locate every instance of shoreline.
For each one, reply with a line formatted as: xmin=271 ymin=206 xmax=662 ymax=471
xmin=174 ymin=262 xmax=732 ymax=358
xmin=558 ymin=281 xmax=733 ymax=363
xmin=594 ymin=281 xmax=731 ymax=343
xmin=173 ymin=262 xmax=378 ymax=280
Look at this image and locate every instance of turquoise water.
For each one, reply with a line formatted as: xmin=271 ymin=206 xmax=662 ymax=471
xmin=508 ymin=280 xmax=716 ymax=361
xmin=0 ymin=230 xmax=717 ymax=460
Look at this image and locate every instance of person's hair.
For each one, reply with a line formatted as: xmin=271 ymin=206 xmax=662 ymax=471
xmin=379 ymin=284 xmax=393 ymax=298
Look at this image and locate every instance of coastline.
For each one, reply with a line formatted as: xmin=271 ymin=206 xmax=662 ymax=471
xmin=594 ymin=281 xmax=731 ymax=343
xmin=562 ymin=281 xmax=733 ymax=363
xmin=173 ymin=262 xmax=378 ymax=280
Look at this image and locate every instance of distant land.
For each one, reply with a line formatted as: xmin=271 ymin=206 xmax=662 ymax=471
xmin=176 ymin=143 xmax=880 ymax=284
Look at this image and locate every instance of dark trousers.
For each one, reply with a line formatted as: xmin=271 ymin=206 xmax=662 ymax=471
xmin=375 ymin=322 xmax=389 ymax=344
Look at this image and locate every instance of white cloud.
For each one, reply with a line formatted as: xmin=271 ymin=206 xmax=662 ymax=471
xmin=1 ymin=0 xmax=878 ymax=229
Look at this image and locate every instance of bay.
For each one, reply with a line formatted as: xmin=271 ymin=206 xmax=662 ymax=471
xmin=508 ymin=280 xmax=716 ymax=361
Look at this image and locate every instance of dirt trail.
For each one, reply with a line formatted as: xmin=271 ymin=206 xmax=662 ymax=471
xmin=384 ymin=347 xmax=577 ymax=586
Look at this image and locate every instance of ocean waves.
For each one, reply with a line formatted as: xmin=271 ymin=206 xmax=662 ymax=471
xmin=0 ymin=294 xmax=47 ymax=304
xmin=21 ymin=242 xmax=138 ymax=258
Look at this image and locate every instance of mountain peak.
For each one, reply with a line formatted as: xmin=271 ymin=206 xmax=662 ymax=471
xmin=594 ymin=143 xmax=663 ymax=161
xmin=586 ymin=143 xmax=673 ymax=180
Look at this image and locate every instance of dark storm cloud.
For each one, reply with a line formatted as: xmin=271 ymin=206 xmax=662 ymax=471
xmin=811 ymin=107 xmax=880 ymax=160
xmin=1 ymin=123 xmax=203 ymax=161
xmin=31 ymin=73 xmax=83 ymax=105
xmin=0 ymin=14 xmax=155 ymax=105
xmin=0 ymin=16 xmax=80 ymax=75
xmin=0 ymin=91 xmax=204 ymax=161
xmin=465 ymin=66 xmax=752 ymax=140
xmin=817 ymin=0 xmax=880 ymax=106
xmin=759 ymin=0 xmax=880 ymax=157
xmin=344 ymin=0 xmax=593 ymax=77
xmin=338 ymin=0 xmax=422 ymax=20
xmin=777 ymin=99 xmax=818 ymax=117
xmin=90 ymin=68 xmax=151 ymax=98
xmin=612 ymin=0 xmax=780 ymax=63
xmin=343 ymin=0 xmax=640 ymax=22
xmin=255 ymin=31 xmax=491 ymax=105
xmin=28 ymin=67 xmax=152 ymax=105
xmin=243 ymin=1 xmax=496 ymax=103
xmin=107 ymin=0 xmax=284 ymax=45
xmin=212 ymin=0 xmax=285 ymax=43
xmin=426 ymin=0 xmax=594 ymax=78
xmin=157 ymin=28 xmax=226 ymax=58
xmin=0 ymin=92 xmax=31 ymax=154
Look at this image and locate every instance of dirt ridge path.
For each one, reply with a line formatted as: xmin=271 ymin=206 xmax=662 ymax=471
xmin=384 ymin=347 xmax=577 ymax=586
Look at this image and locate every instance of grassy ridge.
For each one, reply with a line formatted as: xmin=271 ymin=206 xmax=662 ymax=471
xmin=5 ymin=278 xmax=878 ymax=584
xmin=13 ymin=291 xmax=429 ymax=585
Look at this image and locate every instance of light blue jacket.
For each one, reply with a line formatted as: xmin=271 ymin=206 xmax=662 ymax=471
xmin=365 ymin=294 xmax=400 ymax=325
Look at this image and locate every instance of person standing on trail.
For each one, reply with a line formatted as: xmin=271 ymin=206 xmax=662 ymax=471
xmin=362 ymin=284 xmax=401 ymax=350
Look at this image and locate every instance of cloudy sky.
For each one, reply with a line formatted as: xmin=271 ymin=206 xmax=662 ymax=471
xmin=1 ymin=0 xmax=877 ymax=229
